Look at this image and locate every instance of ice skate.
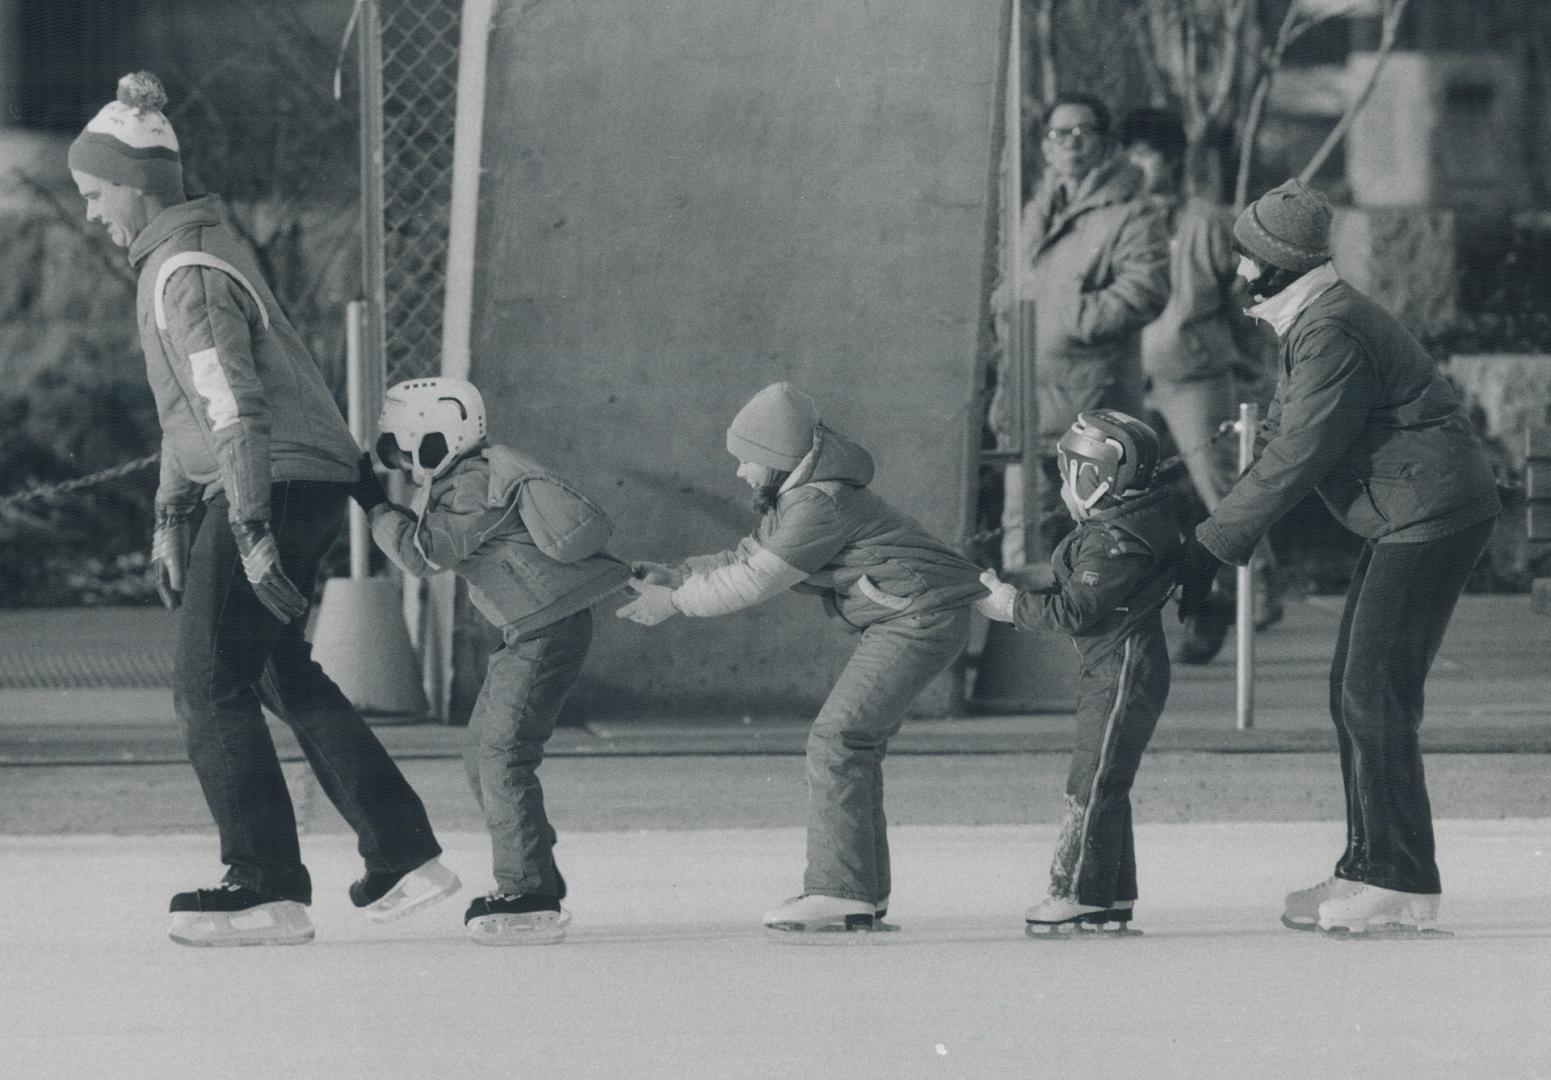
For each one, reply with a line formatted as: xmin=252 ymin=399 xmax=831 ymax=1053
xmin=762 ymin=894 xmax=897 ymax=942
xmin=1024 ymin=896 xmax=1140 ymax=938
xmin=1280 ymin=874 xmax=1362 ymax=931
xmin=350 ymin=856 xmax=461 ymax=923
xmin=168 ymin=883 xmax=314 ymax=947
xmin=1317 ymin=884 xmax=1451 ymax=940
xmin=465 ymin=892 xmax=566 ymax=946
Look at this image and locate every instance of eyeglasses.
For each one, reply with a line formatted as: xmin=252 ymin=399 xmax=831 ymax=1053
xmin=1044 ymin=125 xmax=1096 ymax=144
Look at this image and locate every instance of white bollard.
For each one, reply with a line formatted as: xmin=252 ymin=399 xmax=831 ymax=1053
xmin=1235 ymin=402 xmax=1258 ymax=731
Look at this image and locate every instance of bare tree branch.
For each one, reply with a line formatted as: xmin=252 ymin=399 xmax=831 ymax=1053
xmin=1299 ymin=0 xmax=1411 ymax=183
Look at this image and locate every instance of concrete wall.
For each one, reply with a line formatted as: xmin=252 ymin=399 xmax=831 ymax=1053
xmin=467 ymin=0 xmax=1005 ymax=716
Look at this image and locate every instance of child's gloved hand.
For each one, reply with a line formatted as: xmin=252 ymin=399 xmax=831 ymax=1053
xmin=348 ymin=453 xmax=390 ymax=513
xmin=630 ymin=560 xmax=684 ymax=588
xmin=974 ymin=569 xmax=1017 ymax=624
xmin=616 ymin=578 xmax=680 ymax=626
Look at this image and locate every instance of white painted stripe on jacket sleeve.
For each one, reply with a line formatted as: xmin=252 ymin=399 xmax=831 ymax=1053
xmin=153 ymin=252 xmax=271 ymax=332
xmin=188 ymin=347 xmax=239 ymax=432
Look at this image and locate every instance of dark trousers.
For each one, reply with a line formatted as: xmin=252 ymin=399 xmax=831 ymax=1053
xmin=1329 ymin=517 xmax=1495 ymax=894
xmin=1048 ymin=622 xmax=1170 ymax=907
xmin=174 ymin=481 xmax=441 ymax=904
xmin=464 ymin=608 xmax=592 ymax=897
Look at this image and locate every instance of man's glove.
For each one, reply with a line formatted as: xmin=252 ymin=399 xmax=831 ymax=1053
xmin=974 ymin=569 xmax=1018 ymax=624
xmin=629 ymin=560 xmax=684 ymax=588
xmin=150 ymin=508 xmax=192 ymax=610
xmin=1176 ymin=538 xmax=1223 ymax=622
xmin=233 ymin=521 xmax=309 ymax=624
xmin=348 ymin=453 xmax=390 ymax=513
xmin=615 ymin=578 xmax=680 ymax=626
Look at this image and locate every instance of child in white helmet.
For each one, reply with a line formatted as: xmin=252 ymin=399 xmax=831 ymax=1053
xmin=978 ymin=409 xmax=1182 ymax=937
xmin=618 ymin=382 xmax=988 ymax=939
xmin=352 ymin=377 xmax=631 ymax=945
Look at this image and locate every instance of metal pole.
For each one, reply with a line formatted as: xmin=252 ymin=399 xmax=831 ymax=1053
xmin=1236 ymin=401 xmax=1258 ymax=730
xmin=1004 ymin=0 xmax=1039 ymax=568
xmin=345 ymin=300 xmax=369 ymax=579
xmin=358 ymin=0 xmax=387 ymax=432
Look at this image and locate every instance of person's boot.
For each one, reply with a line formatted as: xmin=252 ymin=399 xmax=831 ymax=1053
xmin=168 ymin=882 xmax=314 ymax=947
xmin=1175 ymin=593 xmax=1232 ymax=664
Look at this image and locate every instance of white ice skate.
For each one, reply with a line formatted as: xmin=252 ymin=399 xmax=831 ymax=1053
xmin=762 ymin=894 xmax=896 ymax=942
xmin=1024 ymin=896 xmax=1140 ymax=938
xmin=1280 ymin=875 xmax=1362 ymax=931
xmin=169 ymin=899 xmax=315 ymax=947
xmin=359 ymin=857 xmax=462 ymax=923
xmin=1316 ymin=884 xmax=1451 ymax=939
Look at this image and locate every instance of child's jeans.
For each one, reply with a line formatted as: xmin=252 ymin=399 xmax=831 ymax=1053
xmin=465 ymin=607 xmax=592 ymax=897
xmin=803 ymin=606 xmax=972 ymax=905
xmin=174 ymin=482 xmax=442 ymax=905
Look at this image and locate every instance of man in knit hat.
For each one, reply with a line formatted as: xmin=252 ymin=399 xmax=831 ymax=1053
xmin=620 ymin=382 xmax=988 ymax=938
xmin=69 ymin=73 xmax=457 ymax=946
xmin=1179 ymin=177 xmax=1501 ymax=938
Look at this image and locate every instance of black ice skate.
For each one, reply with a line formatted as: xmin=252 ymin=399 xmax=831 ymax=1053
xmin=168 ymin=882 xmax=314 ymax=947
xmin=762 ymin=893 xmax=899 ymax=943
xmin=1024 ymin=896 xmax=1141 ymax=939
xmin=465 ymin=892 xmax=566 ymax=946
xmin=349 ymin=856 xmax=461 ymax=923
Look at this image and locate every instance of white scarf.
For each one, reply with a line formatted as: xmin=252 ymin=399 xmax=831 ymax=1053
xmin=1245 ymin=261 xmax=1340 ymax=338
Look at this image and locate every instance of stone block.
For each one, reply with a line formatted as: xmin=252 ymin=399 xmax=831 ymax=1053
xmin=1444 ymin=354 xmax=1551 ymax=470
xmin=1332 ymin=207 xmax=1457 ymax=338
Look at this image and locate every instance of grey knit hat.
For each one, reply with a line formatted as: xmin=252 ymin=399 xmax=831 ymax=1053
xmin=726 ymin=382 xmax=819 ymax=471
xmin=1234 ymin=178 xmax=1333 ymax=273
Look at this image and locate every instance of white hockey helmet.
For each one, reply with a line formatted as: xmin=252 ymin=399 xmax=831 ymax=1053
xmin=376 ymin=377 xmax=487 ymax=485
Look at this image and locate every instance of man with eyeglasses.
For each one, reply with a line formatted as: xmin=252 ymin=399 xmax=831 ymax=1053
xmin=991 ymin=92 xmax=1169 ymax=568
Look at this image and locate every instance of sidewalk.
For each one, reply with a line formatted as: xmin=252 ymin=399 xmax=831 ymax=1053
xmin=0 ymin=594 xmax=1547 ymax=764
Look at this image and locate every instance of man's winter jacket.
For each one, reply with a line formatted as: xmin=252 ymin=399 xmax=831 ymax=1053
xmin=129 ymin=196 xmax=359 ymax=522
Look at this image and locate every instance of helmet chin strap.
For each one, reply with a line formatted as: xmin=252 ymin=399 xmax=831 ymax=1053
xmin=1067 ymin=459 xmax=1111 ymax=510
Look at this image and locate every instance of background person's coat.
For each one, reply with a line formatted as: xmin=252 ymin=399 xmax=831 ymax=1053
xmin=1014 ymin=157 xmax=1170 ymax=447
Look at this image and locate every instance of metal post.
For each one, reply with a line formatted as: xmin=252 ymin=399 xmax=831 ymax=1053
xmin=1236 ymin=401 xmax=1258 ymax=730
xmin=1004 ymin=0 xmax=1041 ymax=568
xmin=345 ymin=300 xmax=369 ymax=579
xmin=357 ymin=0 xmax=387 ymax=437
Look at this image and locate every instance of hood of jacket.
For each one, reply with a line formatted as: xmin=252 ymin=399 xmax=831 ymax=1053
xmin=128 ymin=196 xmax=227 ymax=268
xmin=1088 ymin=475 xmax=1184 ymax=557
xmin=1029 ymin=155 xmax=1147 ymax=257
xmin=780 ymin=423 xmax=875 ymax=492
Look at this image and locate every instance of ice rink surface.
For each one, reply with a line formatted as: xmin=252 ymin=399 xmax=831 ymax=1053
xmin=2 ymin=820 xmax=1546 ymax=1080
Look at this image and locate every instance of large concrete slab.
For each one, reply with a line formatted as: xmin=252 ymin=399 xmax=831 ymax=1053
xmin=469 ymin=0 xmax=1006 ymax=714
xmin=2 ymin=822 xmax=1546 ymax=1080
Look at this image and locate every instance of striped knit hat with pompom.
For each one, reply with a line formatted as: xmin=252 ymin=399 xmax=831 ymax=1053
xmin=68 ymin=72 xmax=183 ymax=203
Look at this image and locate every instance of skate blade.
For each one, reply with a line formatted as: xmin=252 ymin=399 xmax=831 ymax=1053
xmin=169 ymin=904 xmax=315 ymax=947
xmin=1025 ymin=921 xmax=1141 ymax=940
xmin=467 ymin=912 xmax=566 ymax=946
xmin=1318 ymin=923 xmax=1453 ymax=941
xmin=1280 ymin=914 xmax=1319 ymax=932
xmin=764 ymin=918 xmax=900 ymax=944
xmin=364 ymin=862 xmax=461 ymax=923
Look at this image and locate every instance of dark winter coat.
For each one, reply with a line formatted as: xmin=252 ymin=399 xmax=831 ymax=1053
xmin=1013 ymin=483 xmax=1182 ymax=672
xmin=1197 ymin=281 xmax=1501 ymax=565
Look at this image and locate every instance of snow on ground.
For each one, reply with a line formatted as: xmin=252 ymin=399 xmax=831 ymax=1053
xmin=2 ymin=821 xmax=1547 ymax=1080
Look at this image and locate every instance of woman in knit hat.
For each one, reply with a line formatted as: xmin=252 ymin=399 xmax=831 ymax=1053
xmin=618 ymin=382 xmax=988 ymax=938
xmin=70 ymin=73 xmax=456 ymax=946
xmin=1178 ymin=178 xmax=1501 ymax=938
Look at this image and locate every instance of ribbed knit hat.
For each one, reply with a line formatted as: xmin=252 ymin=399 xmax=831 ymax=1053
xmin=67 ymin=72 xmax=183 ymax=204
xmin=1233 ymin=178 xmax=1332 ymax=274
xmin=726 ymin=382 xmax=820 ymax=471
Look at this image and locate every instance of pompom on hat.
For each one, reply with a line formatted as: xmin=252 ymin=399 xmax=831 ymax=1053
xmin=726 ymin=382 xmax=820 ymax=472
xmin=68 ymin=72 xmax=183 ymax=204
xmin=1233 ymin=178 xmax=1333 ymax=274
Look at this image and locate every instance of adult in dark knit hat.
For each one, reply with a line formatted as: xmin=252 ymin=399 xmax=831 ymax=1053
xmin=1179 ymin=178 xmax=1501 ymax=938
xmin=70 ymin=72 xmax=454 ymax=946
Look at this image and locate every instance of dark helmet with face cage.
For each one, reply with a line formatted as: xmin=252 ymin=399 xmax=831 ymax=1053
xmin=1056 ymin=409 xmax=1161 ymax=509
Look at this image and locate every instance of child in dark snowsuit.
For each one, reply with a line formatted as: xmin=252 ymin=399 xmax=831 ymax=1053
xmin=978 ymin=409 xmax=1181 ymax=936
xmin=355 ymin=377 xmax=631 ymax=945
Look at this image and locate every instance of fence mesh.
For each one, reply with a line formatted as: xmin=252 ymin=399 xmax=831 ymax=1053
xmin=379 ymin=0 xmax=462 ymax=385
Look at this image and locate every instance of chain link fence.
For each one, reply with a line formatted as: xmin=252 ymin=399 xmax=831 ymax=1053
xmin=378 ymin=0 xmax=462 ymax=386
